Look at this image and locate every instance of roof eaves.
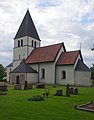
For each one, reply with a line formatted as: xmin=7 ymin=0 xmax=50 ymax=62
xmin=53 ymin=43 xmax=64 ymax=62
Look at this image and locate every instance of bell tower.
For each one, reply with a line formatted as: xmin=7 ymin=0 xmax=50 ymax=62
xmin=13 ymin=10 xmax=41 ymax=69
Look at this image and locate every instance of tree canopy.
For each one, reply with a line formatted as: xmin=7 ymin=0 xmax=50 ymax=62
xmin=0 ymin=64 xmax=5 ymax=81
xmin=90 ymin=64 xmax=94 ymax=80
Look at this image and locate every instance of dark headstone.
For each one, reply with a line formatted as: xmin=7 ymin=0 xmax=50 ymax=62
xmin=24 ymin=81 xmax=27 ymax=90
xmin=73 ymin=88 xmax=78 ymax=94
xmin=69 ymin=87 xmax=74 ymax=94
xmin=52 ymin=84 xmax=56 ymax=88
xmin=54 ymin=90 xmax=63 ymax=96
xmin=36 ymin=83 xmax=45 ymax=88
xmin=27 ymin=83 xmax=32 ymax=89
xmin=66 ymin=84 xmax=70 ymax=97
xmin=0 ymin=85 xmax=7 ymax=91
xmin=14 ymin=84 xmax=22 ymax=90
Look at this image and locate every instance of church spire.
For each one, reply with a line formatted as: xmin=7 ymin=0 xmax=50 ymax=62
xmin=14 ymin=10 xmax=40 ymax=40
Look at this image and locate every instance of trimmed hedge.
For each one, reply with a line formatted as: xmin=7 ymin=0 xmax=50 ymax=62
xmin=28 ymin=95 xmax=44 ymax=101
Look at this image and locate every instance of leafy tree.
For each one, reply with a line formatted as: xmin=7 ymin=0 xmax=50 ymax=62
xmin=90 ymin=64 xmax=94 ymax=79
xmin=0 ymin=64 xmax=5 ymax=81
xmin=90 ymin=64 xmax=94 ymax=86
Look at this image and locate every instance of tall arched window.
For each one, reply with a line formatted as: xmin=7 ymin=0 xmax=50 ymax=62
xmin=32 ymin=40 xmax=33 ymax=47
xmin=41 ymin=68 xmax=45 ymax=79
xmin=61 ymin=70 xmax=66 ymax=79
xmin=16 ymin=75 xmax=20 ymax=84
xmin=21 ymin=39 xmax=23 ymax=46
xmin=18 ymin=40 xmax=20 ymax=47
xmin=34 ymin=41 xmax=36 ymax=48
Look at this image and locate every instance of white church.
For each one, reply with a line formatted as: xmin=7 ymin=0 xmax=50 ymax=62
xmin=6 ymin=10 xmax=91 ymax=86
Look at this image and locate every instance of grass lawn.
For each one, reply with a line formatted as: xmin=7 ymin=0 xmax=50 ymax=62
xmin=0 ymin=85 xmax=94 ymax=120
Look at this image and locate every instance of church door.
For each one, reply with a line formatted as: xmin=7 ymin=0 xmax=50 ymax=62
xmin=16 ymin=75 xmax=20 ymax=84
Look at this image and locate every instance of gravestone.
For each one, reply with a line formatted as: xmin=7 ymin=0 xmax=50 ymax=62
xmin=0 ymin=85 xmax=7 ymax=91
xmin=73 ymin=88 xmax=78 ymax=95
xmin=24 ymin=81 xmax=32 ymax=90
xmin=24 ymin=81 xmax=27 ymax=90
xmin=14 ymin=84 xmax=22 ymax=90
xmin=52 ymin=84 xmax=56 ymax=88
xmin=36 ymin=83 xmax=45 ymax=88
xmin=69 ymin=87 xmax=74 ymax=94
xmin=54 ymin=90 xmax=63 ymax=96
xmin=66 ymin=84 xmax=70 ymax=97
xmin=27 ymin=83 xmax=32 ymax=89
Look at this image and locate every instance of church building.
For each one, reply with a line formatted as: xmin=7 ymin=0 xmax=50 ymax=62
xmin=6 ymin=10 xmax=91 ymax=86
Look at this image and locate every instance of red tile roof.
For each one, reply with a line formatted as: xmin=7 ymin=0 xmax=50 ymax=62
xmin=57 ymin=50 xmax=80 ymax=65
xmin=26 ymin=43 xmax=64 ymax=64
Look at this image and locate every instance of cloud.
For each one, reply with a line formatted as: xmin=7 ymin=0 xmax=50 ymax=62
xmin=0 ymin=0 xmax=94 ymax=67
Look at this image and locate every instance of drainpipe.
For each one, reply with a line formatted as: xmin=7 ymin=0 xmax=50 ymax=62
xmin=26 ymin=72 xmax=27 ymax=82
xmin=54 ymin=65 xmax=56 ymax=84
xmin=38 ymin=64 xmax=40 ymax=83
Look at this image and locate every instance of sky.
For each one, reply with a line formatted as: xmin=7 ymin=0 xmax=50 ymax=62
xmin=0 ymin=0 xmax=94 ymax=67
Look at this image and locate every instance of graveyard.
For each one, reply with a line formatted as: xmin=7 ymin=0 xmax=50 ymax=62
xmin=0 ymin=84 xmax=94 ymax=120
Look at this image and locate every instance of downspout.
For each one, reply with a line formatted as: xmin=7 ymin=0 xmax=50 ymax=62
xmin=74 ymin=71 xmax=76 ymax=86
xmin=38 ymin=64 xmax=40 ymax=83
xmin=54 ymin=64 xmax=56 ymax=84
xmin=26 ymin=72 xmax=27 ymax=81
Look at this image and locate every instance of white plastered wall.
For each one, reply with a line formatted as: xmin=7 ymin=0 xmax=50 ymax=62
xmin=29 ymin=64 xmax=38 ymax=71
xmin=27 ymin=73 xmax=38 ymax=83
xmin=13 ymin=36 xmax=40 ymax=69
xmin=13 ymin=36 xmax=40 ymax=60
xmin=38 ymin=62 xmax=55 ymax=84
xmin=10 ymin=73 xmax=26 ymax=84
xmin=29 ymin=63 xmax=55 ymax=84
xmin=6 ymin=66 xmax=13 ymax=82
xmin=75 ymin=71 xmax=91 ymax=86
xmin=13 ymin=60 xmax=22 ymax=70
xmin=56 ymin=65 xmax=75 ymax=85
xmin=10 ymin=72 xmax=38 ymax=84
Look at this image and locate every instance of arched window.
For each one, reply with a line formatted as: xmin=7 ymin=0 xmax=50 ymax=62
xmin=32 ymin=40 xmax=33 ymax=47
xmin=34 ymin=41 xmax=36 ymax=48
xmin=61 ymin=70 xmax=66 ymax=79
xmin=16 ymin=75 xmax=20 ymax=84
xmin=21 ymin=39 xmax=23 ymax=46
xmin=41 ymin=68 xmax=45 ymax=79
xmin=18 ymin=40 xmax=20 ymax=47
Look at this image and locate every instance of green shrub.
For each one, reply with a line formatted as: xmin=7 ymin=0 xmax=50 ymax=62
xmin=91 ymin=79 xmax=94 ymax=86
xmin=28 ymin=95 xmax=44 ymax=101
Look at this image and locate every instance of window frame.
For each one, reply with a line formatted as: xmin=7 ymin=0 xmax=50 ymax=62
xmin=61 ymin=70 xmax=66 ymax=79
xmin=21 ymin=39 xmax=23 ymax=46
xmin=41 ymin=68 xmax=45 ymax=79
xmin=34 ymin=41 xmax=36 ymax=48
xmin=32 ymin=40 xmax=33 ymax=47
xmin=18 ymin=40 xmax=20 ymax=47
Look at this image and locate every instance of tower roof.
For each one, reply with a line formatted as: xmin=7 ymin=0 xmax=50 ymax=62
xmin=14 ymin=10 xmax=40 ymax=40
